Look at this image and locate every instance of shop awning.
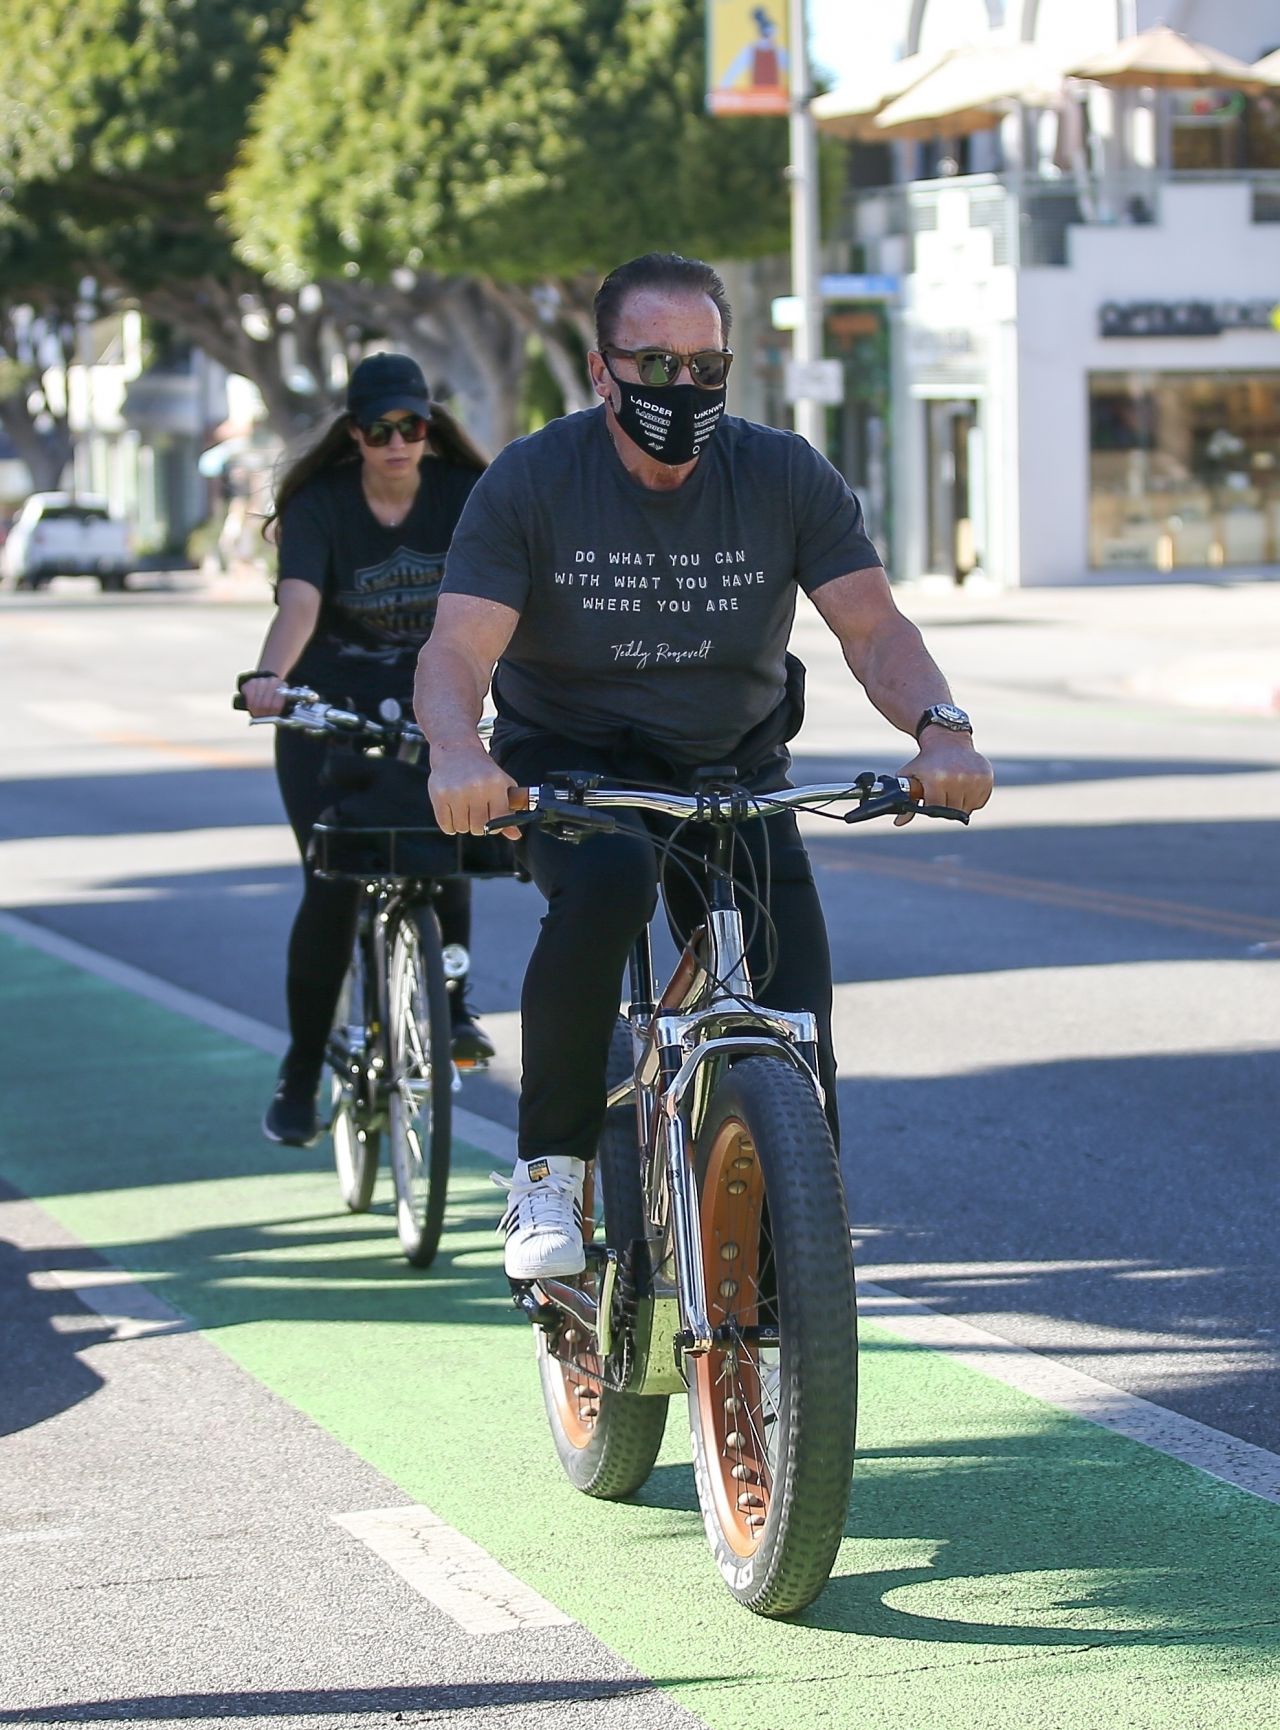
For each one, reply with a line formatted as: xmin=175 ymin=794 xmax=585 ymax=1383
xmin=1068 ymin=26 xmax=1271 ymax=92
xmin=811 ymin=48 xmax=949 ymax=140
xmin=871 ymin=41 xmax=1066 ymax=140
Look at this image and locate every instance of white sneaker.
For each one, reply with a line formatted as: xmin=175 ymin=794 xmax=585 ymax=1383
xmin=495 ymin=1155 xmax=586 ymax=1280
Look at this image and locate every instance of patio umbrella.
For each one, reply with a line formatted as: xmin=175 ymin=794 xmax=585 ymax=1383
xmin=871 ymin=40 xmax=1066 ymax=140
xmin=811 ymin=47 xmax=948 ymax=140
xmin=1251 ymin=49 xmax=1280 ymax=86
xmin=1067 ymin=26 xmax=1271 ymax=92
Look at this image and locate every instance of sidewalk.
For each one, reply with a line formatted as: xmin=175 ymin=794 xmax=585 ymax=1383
xmin=129 ymin=565 xmax=1280 ymax=720
xmin=900 ymin=575 xmax=1280 ymax=719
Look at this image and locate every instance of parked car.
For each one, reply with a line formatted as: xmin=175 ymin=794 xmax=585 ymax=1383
xmin=0 ymin=493 xmax=134 ymax=592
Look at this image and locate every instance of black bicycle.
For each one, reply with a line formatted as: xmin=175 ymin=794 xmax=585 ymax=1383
xmin=490 ymin=768 xmax=967 ymax=1614
xmin=238 ymin=686 xmax=515 ymax=1268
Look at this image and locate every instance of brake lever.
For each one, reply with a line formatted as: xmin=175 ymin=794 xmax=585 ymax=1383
xmin=919 ymin=804 xmax=970 ymax=825
xmin=485 ymin=798 xmax=618 ymax=842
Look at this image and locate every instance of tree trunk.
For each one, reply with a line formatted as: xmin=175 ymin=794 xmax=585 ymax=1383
xmin=0 ymin=397 xmax=71 ymax=492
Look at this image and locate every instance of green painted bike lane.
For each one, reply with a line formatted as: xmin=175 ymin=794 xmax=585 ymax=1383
xmin=2 ymin=931 xmax=1277 ymax=1730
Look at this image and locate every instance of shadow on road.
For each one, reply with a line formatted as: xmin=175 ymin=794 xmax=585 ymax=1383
xmin=0 ymin=1211 xmax=109 ymax=1438
xmin=0 ymin=1677 xmax=700 ymax=1723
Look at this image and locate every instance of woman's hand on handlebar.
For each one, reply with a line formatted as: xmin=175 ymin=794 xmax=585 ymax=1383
xmin=428 ymin=741 xmax=522 ymax=840
xmin=897 ymin=733 xmax=994 ymax=826
xmin=239 ymin=674 xmax=289 ymax=718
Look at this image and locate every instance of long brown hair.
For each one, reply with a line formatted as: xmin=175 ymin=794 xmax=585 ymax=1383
xmin=263 ymin=400 xmax=489 ymax=541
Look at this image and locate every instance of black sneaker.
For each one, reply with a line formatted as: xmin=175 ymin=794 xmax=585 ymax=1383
xmin=263 ymin=1067 xmax=320 ymax=1147
xmin=450 ymin=991 xmax=496 ymax=1068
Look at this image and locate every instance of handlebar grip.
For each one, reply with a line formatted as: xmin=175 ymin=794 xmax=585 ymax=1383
xmin=507 ymin=788 xmax=531 ymax=812
xmin=232 ymin=694 xmax=247 ymax=711
xmin=905 ymin=775 xmax=970 ymax=824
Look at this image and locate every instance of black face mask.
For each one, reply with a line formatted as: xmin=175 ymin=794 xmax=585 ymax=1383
xmin=610 ymin=377 xmax=727 ymax=466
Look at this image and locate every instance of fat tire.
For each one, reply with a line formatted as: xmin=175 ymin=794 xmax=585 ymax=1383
xmin=387 ymin=906 xmax=452 ymax=1269
xmin=538 ymin=1016 xmax=668 ymax=1498
xmin=689 ymin=1056 xmax=857 ymax=1617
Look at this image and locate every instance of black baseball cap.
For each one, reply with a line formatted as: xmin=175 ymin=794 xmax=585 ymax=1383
xmin=346 ymin=353 xmax=431 ymax=423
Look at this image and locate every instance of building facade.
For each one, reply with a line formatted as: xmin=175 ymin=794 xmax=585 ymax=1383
xmin=845 ymin=0 xmax=1280 ymax=584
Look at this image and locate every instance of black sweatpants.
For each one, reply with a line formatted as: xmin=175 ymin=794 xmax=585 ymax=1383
xmin=493 ymin=728 xmax=838 ymax=1166
xmin=274 ymin=727 xmax=471 ymax=1079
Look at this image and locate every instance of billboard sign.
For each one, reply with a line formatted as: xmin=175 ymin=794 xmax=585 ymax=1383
xmin=707 ymin=0 xmax=791 ymax=116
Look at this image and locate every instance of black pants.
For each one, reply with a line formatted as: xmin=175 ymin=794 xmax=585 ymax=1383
xmin=275 ymin=727 xmax=471 ymax=1078
xmin=494 ymin=728 xmax=837 ymax=1166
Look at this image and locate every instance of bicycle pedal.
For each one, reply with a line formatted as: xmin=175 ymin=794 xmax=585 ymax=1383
xmin=508 ymin=1280 xmax=558 ymax=1330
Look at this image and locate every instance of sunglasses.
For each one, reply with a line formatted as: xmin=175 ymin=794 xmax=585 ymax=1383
xmin=358 ymin=413 xmax=430 ymax=447
xmin=603 ymin=346 xmax=734 ymax=390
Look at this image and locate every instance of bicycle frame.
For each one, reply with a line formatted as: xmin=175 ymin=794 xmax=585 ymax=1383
xmin=532 ymin=817 xmax=822 ymax=1393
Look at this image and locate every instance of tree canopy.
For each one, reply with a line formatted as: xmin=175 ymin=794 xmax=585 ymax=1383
xmin=0 ymin=0 xmax=305 ymax=284
xmin=226 ymin=0 xmax=791 ymax=287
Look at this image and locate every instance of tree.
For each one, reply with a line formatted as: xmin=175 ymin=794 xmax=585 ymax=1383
xmin=224 ymin=0 xmax=792 ymax=442
xmin=0 ymin=1 xmax=334 ymax=434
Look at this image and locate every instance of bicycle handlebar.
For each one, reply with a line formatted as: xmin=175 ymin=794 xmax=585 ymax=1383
xmin=490 ymin=773 xmax=970 ymax=834
xmin=232 ymin=684 xmax=495 ymax=749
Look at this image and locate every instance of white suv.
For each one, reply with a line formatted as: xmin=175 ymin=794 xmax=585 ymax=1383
xmin=1 ymin=493 xmax=134 ymax=592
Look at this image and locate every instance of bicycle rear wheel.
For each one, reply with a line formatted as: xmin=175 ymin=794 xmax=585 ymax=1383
xmin=328 ymin=929 xmax=379 ymax=1213
xmin=689 ymin=1056 xmax=857 ymax=1616
xmin=387 ymin=905 xmax=452 ymax=1268
xmin=538 ymin=1017 xmax=668 ymax=1498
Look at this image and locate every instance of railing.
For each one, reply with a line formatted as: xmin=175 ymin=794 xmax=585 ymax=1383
xmin=851 ymin=169 xmax=1280 ymax=271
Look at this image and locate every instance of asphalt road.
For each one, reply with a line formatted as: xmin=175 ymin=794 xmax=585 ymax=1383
xmin=2 ymin=574 xmax=1278 ymax=1728
xmin=3 ymin=577 xmax=1277 ymax=1445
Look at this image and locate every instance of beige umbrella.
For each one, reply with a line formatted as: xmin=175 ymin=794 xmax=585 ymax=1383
xmin=871 ymin=40 xmax=1066 ymax=140
xmin=811 ymin=47 xmax=949 ymax=140
xmin=1251 ymin=49 xmax=1280 ymax=86
xmin=1068 ymin=25 xmax=1271 ymax=91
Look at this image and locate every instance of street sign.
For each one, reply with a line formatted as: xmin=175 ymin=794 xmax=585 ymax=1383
xmin=784 ymin=358 xmax=844 ymax=405
xmin=772 ymin=275 xmax=902 ymax=328
xmin=706 ymin=0 xmax=790 ymax=116
xmin=820 ymin=273 xmax=901 ymax=300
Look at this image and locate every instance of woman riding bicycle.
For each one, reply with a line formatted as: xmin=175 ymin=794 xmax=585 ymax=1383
xmin=238 ymin=352 xmax=493 ymax=1147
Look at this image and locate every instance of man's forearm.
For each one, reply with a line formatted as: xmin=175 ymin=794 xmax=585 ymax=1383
xmin=414 ymin=639 xmax=490 ymax=750
xmin=844 ymin=610 xmax=955 ymax=738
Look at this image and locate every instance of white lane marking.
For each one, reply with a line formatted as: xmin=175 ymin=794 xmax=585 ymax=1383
xmin=0 ymin=910 xmax=289 ymax=1054
xmin=859 ymin=1283 xmax=1280 ymax=1504
xmin=4 ymin=908 xmax=1280 ymax=1507
xmin=0 ymin=1189 xmax=580 ymax=1639
xmin=27 ymin=1265 xmax=193 ymax=1340
xmin=334 ymin=1506 xmax=571 ymax=1635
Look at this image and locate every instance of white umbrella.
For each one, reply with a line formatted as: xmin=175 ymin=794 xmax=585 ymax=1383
xmin=811 ymin=47 xmax=950 ymax=140
xmin=1251 ymin=49 xmax=1280 ymax=87
xmin=872 ymin=41 xmax=1066 ymax=140
xmin=1068 ymin=26 xmax=1271 ymax=92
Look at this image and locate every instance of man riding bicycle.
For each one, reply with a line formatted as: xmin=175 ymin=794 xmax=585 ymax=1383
xmin=415 ymin=251 xmax=993 ymax=1283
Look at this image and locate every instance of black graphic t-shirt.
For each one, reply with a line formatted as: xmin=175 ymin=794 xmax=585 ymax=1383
xmin=278 ymin=458 xmax=480 ymax=697
xmin=441 ymin=406 xmax=881 ymax=763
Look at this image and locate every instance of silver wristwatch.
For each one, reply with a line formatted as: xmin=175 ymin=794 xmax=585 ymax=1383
xmin=915 ymin=703 xmax=973 ymax=741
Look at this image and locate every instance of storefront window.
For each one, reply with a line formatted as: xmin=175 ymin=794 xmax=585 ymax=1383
xmin=1088 ymin=373 xmax=1280 ymax=570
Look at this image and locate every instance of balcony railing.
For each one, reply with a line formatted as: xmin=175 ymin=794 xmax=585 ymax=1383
xmin=851 ymin=170 xmax=1280 ymax=272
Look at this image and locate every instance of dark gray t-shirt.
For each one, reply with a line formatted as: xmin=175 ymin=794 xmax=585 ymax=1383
xmin=279 ymin=459 xmax=479 ymax=658
xmin=441 ymin=406 xmax=881 ymax=763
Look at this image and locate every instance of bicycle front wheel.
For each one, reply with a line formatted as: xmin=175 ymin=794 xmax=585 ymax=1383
xmin=689 ymin=1056 xmax=857 ymax=1617
xmin=328 ymin=932 xmax=379 ymax=1213
xmin=386 ymin=906 xmax=453 ymax=1268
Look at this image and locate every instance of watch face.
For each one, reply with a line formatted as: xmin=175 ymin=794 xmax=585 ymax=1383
xmin=934 ymin=704 xmax=969 ymax=727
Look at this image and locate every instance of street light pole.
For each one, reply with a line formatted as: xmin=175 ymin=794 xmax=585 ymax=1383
xmin=787 ymin=0 xmax=824 ymax=447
